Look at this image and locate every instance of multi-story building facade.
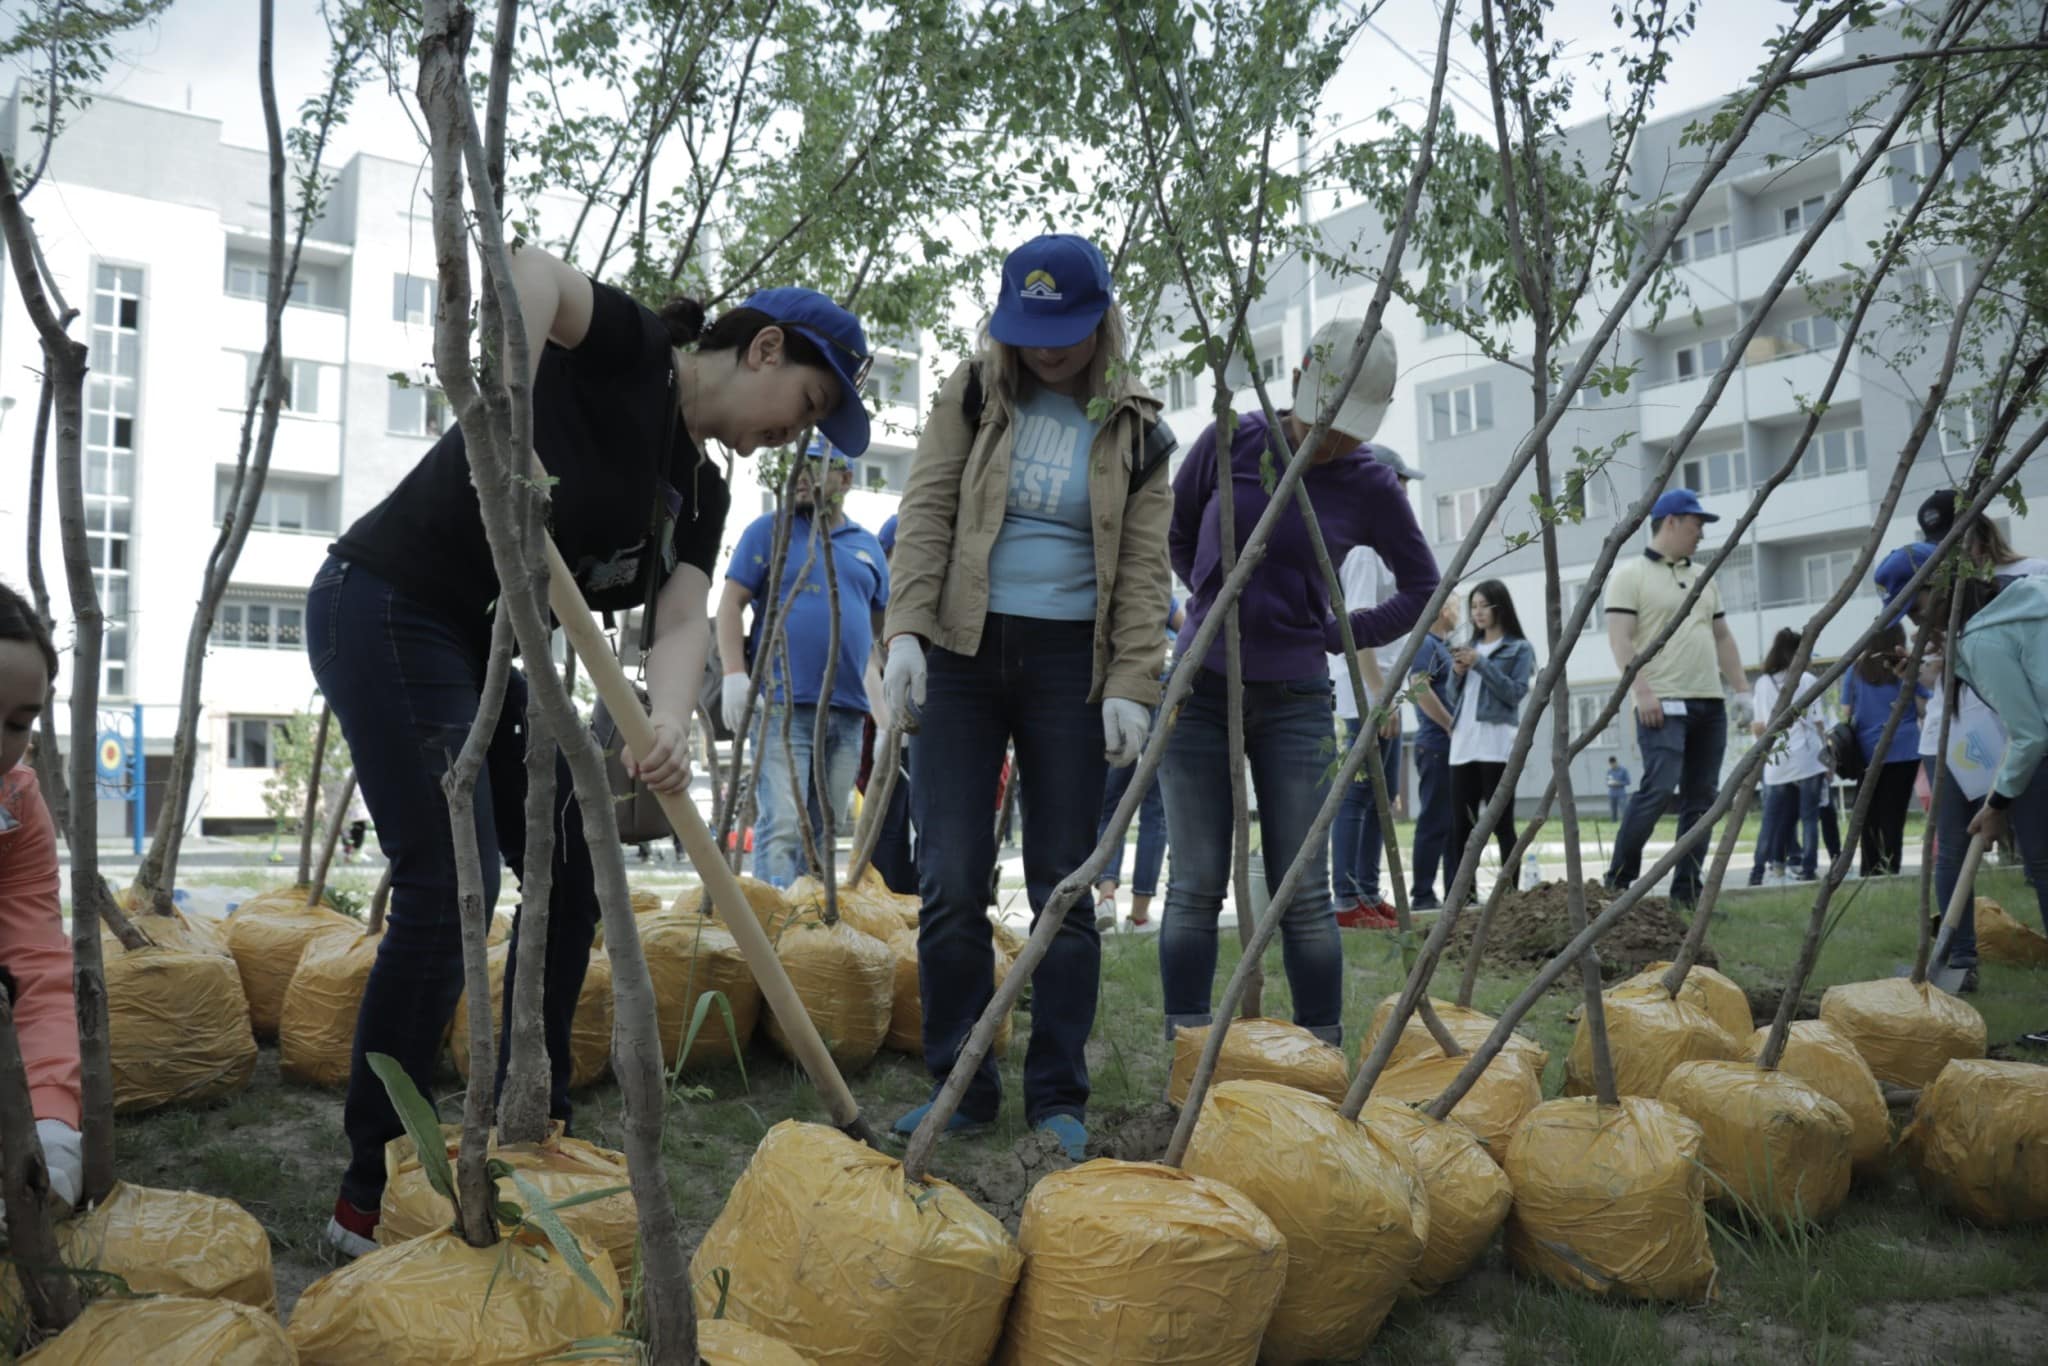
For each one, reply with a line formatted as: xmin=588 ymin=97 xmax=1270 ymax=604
xmin=0 ymin=85 xmax=921 ymax=831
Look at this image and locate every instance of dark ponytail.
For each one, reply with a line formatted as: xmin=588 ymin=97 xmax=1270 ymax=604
xmin=667 ymin=302 xmax=831 ymax=372
xmin=658 ymin=296 xmax=708 ymax=348
xmin=0 ymin=580 xmax=58 ymax=683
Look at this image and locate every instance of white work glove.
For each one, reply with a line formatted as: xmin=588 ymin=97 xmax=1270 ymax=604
xmin=1103 ymin=698 xmax=1150 ymax=768
xmin=720 ymin=672 xmax=752 ymax=735
xmin=884 ymin=636 xmax=927 ymax=732
xmin=1729 ymin=690 xmax=1756 ymax=730
xmin=38 ymin=1118 xmax=83 ymax=1210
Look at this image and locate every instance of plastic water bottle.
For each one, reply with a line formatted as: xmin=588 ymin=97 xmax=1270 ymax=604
xmin=1523 ymin=853 xmax=1541 ymax=888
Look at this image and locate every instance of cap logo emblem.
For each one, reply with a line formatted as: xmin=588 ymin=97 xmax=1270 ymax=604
xmin=1021 ymin=269 xmax=1062 ymax=301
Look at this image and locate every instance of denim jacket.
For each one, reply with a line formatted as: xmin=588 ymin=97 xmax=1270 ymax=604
xmin=1445 ymin=636 xmax=1535 ymax=725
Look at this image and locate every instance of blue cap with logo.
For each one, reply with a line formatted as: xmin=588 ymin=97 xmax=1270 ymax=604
xmin=1651 ymin=488 xmax=1720 ymax=524
xmin=742 ymin=286 xmax=872 ymax=457
xmin=990 ymin=234 xmax=1113 ymax=350
xmin=803 ymin=434 xmax=852 ymax=469
xmin=1874 ymin=541 xmax=1936 ymax=626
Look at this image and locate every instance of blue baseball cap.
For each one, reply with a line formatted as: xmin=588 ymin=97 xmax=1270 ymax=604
xmin=742 ymin=286 xmax=872 ymax=456
xmin=878 ymin=514 xmax=898 ymax=555
xmin=1651 ymin=488 xmax=1719 ymax=523
xmin=989 ymin=234 xmax=1113 ymax=349
xmin=803 ymin=434 xmax=852 ymax=469
xmin=1875 ymin=541 xmax=1936 ymax=626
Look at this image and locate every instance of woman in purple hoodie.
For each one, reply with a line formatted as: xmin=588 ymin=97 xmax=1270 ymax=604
xmin=1158 ymin=322 xmax=1439 ymax=1045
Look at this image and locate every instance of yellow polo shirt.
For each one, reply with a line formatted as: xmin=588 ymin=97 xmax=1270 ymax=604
xmin=1604 ymin=550 xmax=1725 ymax=700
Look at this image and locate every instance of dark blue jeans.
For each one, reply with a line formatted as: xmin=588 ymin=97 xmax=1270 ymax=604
xmin=1606 ymin=699 xmax=1728 ymax=906
xmin=1409 ymin=740 xmax=1451 ymax=904
xmin=306 ymin=558 xmax=601 ymax=1211
xmin=908 ymin=615 xmax=1104 ymax=1125
xmin=1159 ymin=669 xmax=1344 ymax=1044
xmin=1331 ymin=719 xmax=1401 ymax=903
xmin=1097 ymin=710 xmax=1167 ymax=896
xmin=1751 ymin=775 xmax=1822 ymax=882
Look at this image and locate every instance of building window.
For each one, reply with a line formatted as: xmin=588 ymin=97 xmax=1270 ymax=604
xmin=1680 ymin=447 xmax=1749 ymax=497
xmin=1424 ymin=278 xmax=1478 ymax=339
xmin=214 ymin=596 xmax=305 ymax=650
xmin=238 ymin=353 xmax=331 ymax=417
xmin=1919 ymin=261 xmax=1967 ymax=303
xmin=88 ymin=263 xmax=143 ymax=698
xmin=1794 ymin=428 xmax=1868 ymax=480
xmin=223 ymin=252 xmax=341 ymax=309
xmin=1572 ymin=692 xmax=1620 ymax=749
xmin=1672 ymin=336 xmax=1727 ymax=381
xmin=1780 ymin=314 xmax=1840 ymax=355
xmin=1433 ymin=486 xmax=1490 ymax=543
xmin=392 ymin=273 xmax=436 ymax=325
xmin=1939 ymin=404 xmax=1981 ymax=457
xmin=862 ymin=354 xmax=915 ymax=409
xmin=214 ymin=471 xmax=337 ymax=534
xmin=1890 ymin=140 xmax=1982 ymax=209
xmin=1427 ymin=382 xmax=1493 ymax=440
xmin=387 ymin=379 xmax=451 ymax=437
xmin=226 ymin=717 xmax=284 ymax=769
xmin=1781 ymin=194 xmax=1827 ymax=236
xmin=851 ymin=447 xmax=911 ymax=494
xmin=1250 ymin=324 xmax=1286 ymax=384
xmin=1803 ymin=549 xmax=1858 ymax=605
xmin=1719 ymin=545 xmax=1758 ymax=611
xmin=1167 ymin=368 xmax=1200 ymax=411
xmin=1667 ymin=222 xmax=1733 ymax=265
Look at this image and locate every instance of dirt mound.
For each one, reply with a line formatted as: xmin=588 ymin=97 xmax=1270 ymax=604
xmin=940 ymin=1102 xmax=1180 ymax=1234
xmin=1443 ymin=881 xmax=1712 ymax=979
xmin=1745 ymin=984 xmax=1821 ymax=1025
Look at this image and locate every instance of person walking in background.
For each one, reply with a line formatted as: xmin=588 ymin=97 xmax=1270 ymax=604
xmin=1161 ymin=319 xmax=1435 ymax=1047
xmin=1602 ymin=489 xmax=1755 ymax=909
xmin=1329 ymin=446 xmax=1432 ymax=930
xmin=1841 ymin=623 xmax=1928 ymax=877
xmin=883 ymin=233 xmax=1170 ymax=1160
xmin=717 ymin=448 xmax=891 ymax=888
xmin=1445 ymin=580 xmax=1533 ymax=902
xmin=1746 ymin=628 xmax=1828 ymax=886
xmin=1406 ymin=596 xmax=1459 ymax=910
xmin=1094 ymin=600 xmax=1185 ymax=931
xmin=1605 ymin=756 xmax=1630 ymax=821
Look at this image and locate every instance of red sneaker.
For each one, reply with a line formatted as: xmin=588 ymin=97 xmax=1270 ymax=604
xmin=1336 ymin=899 xmax=1398 ymax=930
xmin=325 ymin=1197 xmax=379 ymax=1259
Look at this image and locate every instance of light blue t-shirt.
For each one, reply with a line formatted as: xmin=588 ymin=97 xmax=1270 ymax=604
xmin=987 ymin=388 xmax=1100 ymax=621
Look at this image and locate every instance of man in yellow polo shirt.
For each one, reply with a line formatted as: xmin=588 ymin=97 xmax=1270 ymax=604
xmin=1602 ymin=489 xmax=1754 ymax=909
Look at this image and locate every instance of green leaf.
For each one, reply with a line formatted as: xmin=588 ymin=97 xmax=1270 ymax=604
xmin=677 ymin=990 xmax=749 ymax=1092
xmin=545 ymin=1184 xmax=632 ymax=1214
xmin=367 ymin=1053 xmax=456 ymax=1210
xmin=512 ymin=1172 xmax=614 ymax=1310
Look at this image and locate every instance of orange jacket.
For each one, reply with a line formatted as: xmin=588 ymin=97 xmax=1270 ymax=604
xmin=0 ymin=767 xmax=81 ymax=1128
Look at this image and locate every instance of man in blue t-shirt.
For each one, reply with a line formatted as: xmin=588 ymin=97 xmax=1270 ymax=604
xmin=1605 ymin=756 xmax=1631 ymax=821
xmin=1407 ymin=596 xmax=1459 ymax=908
xmin=716 ymin=450 xmax=890 ymax=887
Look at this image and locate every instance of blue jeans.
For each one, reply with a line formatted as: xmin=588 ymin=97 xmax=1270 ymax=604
xmin=1608 ymin=790 xmax=1625 ymax=821
xmin=1159 ymin=669 xmax=1344 ymax=1044
xmin=1751 ymin=775 xmax=1823 ymax=882
xmin=1409 ymin=741 xmax=1451 ymax=903
xmin=1332 ymin=719 xmax=1401 ymax=903
xmin=1606 ymin=699 xmax=1728 ymax=906
xmin=1097 ymin=712 xmax=1167 ymax=896
xmin=306 ymin=558 xmax=601 ymax=1211
xmin=908 ymin=615 xmax=1104 ymax=1125
xmin=751 ymin=703 xmax=864 ymax=888
xmin=1924 ymin=756 xmax=2048 ymax=968
xmin=870 ymin=746 xmax=917 ymax=897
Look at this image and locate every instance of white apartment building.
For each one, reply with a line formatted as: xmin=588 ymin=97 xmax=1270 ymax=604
xmin=0 ymin=84 xmax=921 ymax=832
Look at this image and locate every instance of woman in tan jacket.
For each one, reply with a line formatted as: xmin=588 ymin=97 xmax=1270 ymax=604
xmin=881 ymin=234 xmax=1171 ymax=1157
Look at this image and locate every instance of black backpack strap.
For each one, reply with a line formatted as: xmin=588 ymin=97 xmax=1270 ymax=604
xmin=1129 ymin=411 xmax=1177 ymax=496
xmin=962 ymin=362 xmax=986 ymax=432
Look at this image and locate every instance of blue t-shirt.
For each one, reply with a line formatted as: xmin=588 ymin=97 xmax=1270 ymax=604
xmin=1606 ymin=764 xmax=1631 ymax=791
xmin=1842 ymin=670 xmax=1926 ymax=767
xmin=1410 ymin=632 xmax=1455 ymax=749
xmin=986 ymin=388 xmax=1099 ymax=621
xmin=727 ymin=513 xmax=889 ymax=712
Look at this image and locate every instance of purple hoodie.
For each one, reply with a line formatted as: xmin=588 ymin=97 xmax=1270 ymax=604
xmin=1172 ymin=410 xmax=1439 ymax=683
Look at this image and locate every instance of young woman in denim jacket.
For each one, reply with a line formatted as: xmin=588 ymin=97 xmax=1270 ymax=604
xmin=1445 ymin=580 xmax=1534 ymax=899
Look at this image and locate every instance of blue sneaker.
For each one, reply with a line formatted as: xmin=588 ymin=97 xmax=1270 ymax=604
xmin=1035 ymin=1114 xmax=1088 ymax=1162
xmin=892 ymin=1101 xmax=991 ymax=1140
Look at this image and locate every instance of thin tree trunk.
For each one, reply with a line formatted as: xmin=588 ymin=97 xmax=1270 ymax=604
xmin=499 ymin=598 xmax=559 ymax=1145
xmin=0 ymin=997 xmax=81 ymax=1332
xmin=811 ymin=497 xmax=844 ymax=919
xmin=295 ymin=706 xmax=333 ymax=888
xmin=715 ymin=465 xmax=802 ymax=855
xmin=849 ymin=725 xmax=902 ymax=886
xmin=305 ymin=769 xmax=355 ymax=910
xmin=24 ymin=374 xmax=70 ymax=835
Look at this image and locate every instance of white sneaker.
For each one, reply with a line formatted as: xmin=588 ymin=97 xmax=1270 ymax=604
xmin=324 ymin=1204 xmax=379 ymax=1260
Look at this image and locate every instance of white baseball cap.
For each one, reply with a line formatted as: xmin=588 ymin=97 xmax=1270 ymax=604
xmin=1297 ymin=319 xmax=1398 ymax=444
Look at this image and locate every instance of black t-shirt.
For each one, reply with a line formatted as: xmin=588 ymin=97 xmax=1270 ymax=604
xmin=332 ymin=279 xmax=730 ymax=629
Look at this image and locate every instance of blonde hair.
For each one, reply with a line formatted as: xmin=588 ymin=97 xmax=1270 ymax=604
xmin=977 ymin=302 xmax=1131 ymax=411
xmin=1968 ymin=516 xmax=2022 ymax=567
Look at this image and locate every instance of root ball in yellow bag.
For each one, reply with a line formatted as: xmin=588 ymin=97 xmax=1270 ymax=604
xmin=20 ymin=1296 xmax=293 ymax=1365
xmin=673 ymin=875 xmax=793 ymax=938
xmin=1602 ymin=962 xmax=1753 ymax=1040
xmin=1181 ymin=1081 xmax=1426 ymax=1362
xmin=696 ymin=1320 xmax=816 ymax=1365
xmin=787 ymin=874 xmax=906 ymax=945
xmin=1819 ymin=978 xmax=1985 ymax=1089
xmin=690 ymin=1121 xmax=1020 ymax=1366
xmin=1748 ymin=1021 xmax=1891 ymax=1177
xmin=1566 ymin=989 xmax=1744 ymax=1099
xmin=377 ymin=1124 xmax=637 ymax=1276
xmin=760 ymin=917 xmax=893 ymax=1068
xmin=280 ymin=928 xmax=382 ymax=1087
xmin=107 ymin=945 xmax=257 ymax=1111
xmin=110 ymin=896 xmax=231 ymax=958
xmin=1368 ymin=1047 xmax=1542 ymax=1164
xmin=1167 ymin=1018 xmax=1349 ymax=1107
xmin=1976 ymin=898 xmax=2048 ymax=967
xmin=1362 ymin=994 xmax=1550 ymax=1073
xmin=887 ymin=935 xmax=1011 ymax=1058
xmin=1658 ymin=1061 xmax=1854 ymax=1225
xmin=1903 ymin=1058 xmax=2048 ymax=1225
xmin=996 ymin=1159 xmax=1286 ymax=1365
xmin=56 ymin=1181 xmax=276 ymax=1309
xmin=450 ymin=942 xmax=613 ymax=1088
xmin=1360 ymin=1099 xmax=1512 ymax=1294
xmin=643 ymin=914 xmax=761 ymax=1070
xmin=225 ymin=897 xmax=362 ymax=1037
xmin=1505 ymin=1096 xmax=1717 ymax=1302
xmin=288 ymin=1228 xmax=621 ymax=1364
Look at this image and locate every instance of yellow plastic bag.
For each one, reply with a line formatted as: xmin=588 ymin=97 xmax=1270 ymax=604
xmin=1903 ymin=1058 xmax=2048 ymax=1225
xmin=760 ymin=918 xmax=894 ymax=1068
xmin=58 ymin=1181 xmax=276 ymax=1309
xmin=288 ymin=1228 xmax=622 ymax=1365
xmin=378 ymin=1123 xmax=637 ymax=1276
xmin=1361 ymin=993 xmax=1551 ymax=1074
xmin=643 ymin=914 xmax=761 ymax=1070
xmin=21 ymin=1297 xmax=293 ymax=1365
xmin=1747 ymin=1022 xmax=1891 ymax=1177
xmin=1180 ymin=1080 xmax=1426 ymax=1362
xmin=1977 ymin=898 xmax=2048 ymax=967
xmin=109 ymin=892 xmax=232 ymax=958
xmin=988 ymin=915 xmax=1026 ymax=960
xmin=1566 ymin=988 xmax=1744 ymax=1100
xmin=695 ymin=1319 xmax=816 ymax=1365
xmin=995 ymin=1159 xmax=1286 ymax=1365
xmin=787 ymin=875 xmax=906 ymax=945
xmin=450 ymin=942 xmax=614 ymax=1089
xmin=691 ymin=1121 xmax=1020 ymax=1366
xmin=630 ymin=888 xmax=663 ymax=916
xmin=672 ymin=876 xmax=793 ymax=938
xmin=1505 ymin=1096 xmax=1717 ymax=1302
xmin=106 ymin=946 xmax=257 ymax=1111
xmin=1818 ymin=978 xmax=1986 ymax=1089
xmin=1368 ymin=1047 xmax=1543 ymax=1164
xmin=1658 ymin=1060 xmax=1854 ymax=1225
xmin=1599 ymin=962 xmax=1753 ymax=1041
xmin=1360 ymin=1099 xmax=1513 ymax=1295
xmin=225 ymin=896 xmax=362 ymax=1038
xmin=1167 ymin=1018 xmax=1350 ymax=1108
xmin=887 ymin=934 xmax=1011 ymax=1058
xmin=280 ymin=928 xmax=382 ymax=1087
